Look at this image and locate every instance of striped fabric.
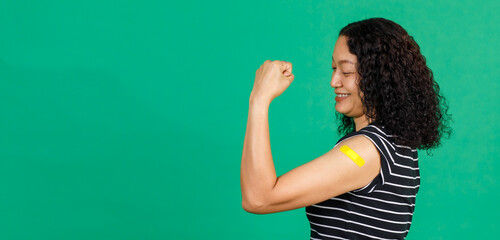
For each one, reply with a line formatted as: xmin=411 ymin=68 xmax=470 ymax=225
xmin=306 ymin=123 xmax=420 ymax=240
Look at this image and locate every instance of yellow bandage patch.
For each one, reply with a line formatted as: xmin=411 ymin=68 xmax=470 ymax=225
xmin=340 ymin=145 xmax=365 ymax=167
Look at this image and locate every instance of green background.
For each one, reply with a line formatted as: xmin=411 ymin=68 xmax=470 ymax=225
xmin=1 ymin=0 xmax=498 ymax=239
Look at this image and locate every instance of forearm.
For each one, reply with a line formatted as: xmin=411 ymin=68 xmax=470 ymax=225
xmin=240 ymin=97 xmax=277 ymax=208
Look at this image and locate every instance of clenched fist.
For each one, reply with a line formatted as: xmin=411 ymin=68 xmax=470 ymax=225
xmin=250 ymin=60 xmax=295 ymax=104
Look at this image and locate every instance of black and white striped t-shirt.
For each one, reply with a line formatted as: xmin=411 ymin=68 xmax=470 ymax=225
xmin=306 ymin=123 xmax=420 ymax=240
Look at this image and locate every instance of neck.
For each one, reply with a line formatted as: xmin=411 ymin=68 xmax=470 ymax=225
xmin=354 ymin=114 xmax=372 ymax=132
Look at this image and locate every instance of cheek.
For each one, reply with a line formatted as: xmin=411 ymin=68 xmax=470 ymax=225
xmin=353 ymin=93 xmax=364 ymax=106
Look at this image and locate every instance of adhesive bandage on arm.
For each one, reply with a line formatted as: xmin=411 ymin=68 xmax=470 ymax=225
xmin=340 ymin=145 xmax=365 ymax=167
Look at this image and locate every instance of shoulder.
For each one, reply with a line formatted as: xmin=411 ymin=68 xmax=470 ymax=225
xmin=335 ymin=134 xmax=381 ymax=167
xmin=329 ymin=134 xmax=381 ymax=191
xmin=335 ymin=123 xmax=386 ymax=155
xmin=337 ymin=124 xmax=391 ymax=150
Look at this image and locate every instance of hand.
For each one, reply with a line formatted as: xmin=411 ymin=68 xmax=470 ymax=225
xmin=250 ymin=60 xmax=295 ymax=104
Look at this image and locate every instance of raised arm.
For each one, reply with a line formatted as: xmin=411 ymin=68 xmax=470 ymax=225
xmin=241 ymin=59 xmax=381 ymax=214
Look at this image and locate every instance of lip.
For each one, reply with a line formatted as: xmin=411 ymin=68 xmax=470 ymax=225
xmin=335 ymin=95 xmax=350 ymax=102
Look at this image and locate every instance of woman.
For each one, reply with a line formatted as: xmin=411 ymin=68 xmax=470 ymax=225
xmin=240 ymin=17 xmax=452 ymax=239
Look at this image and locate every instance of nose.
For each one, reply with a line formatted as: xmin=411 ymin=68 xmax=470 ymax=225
xmin=331 ymin=71 xmax=342 ymax=88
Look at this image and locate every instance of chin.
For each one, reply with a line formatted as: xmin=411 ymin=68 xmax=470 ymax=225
xmin=336 ymin=108 xmax=353 ymax=117
xmin=336 ymin=110 xmax=349 ymax=117
xmin=335 ymin=106 xmax=347 ymax=114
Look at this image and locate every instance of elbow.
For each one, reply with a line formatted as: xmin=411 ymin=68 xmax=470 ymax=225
xmin=242 ymin=198 xmax=269 ymax=214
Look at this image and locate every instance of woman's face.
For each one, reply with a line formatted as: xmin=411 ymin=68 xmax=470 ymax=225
xmin=331 ymin=35 xmax=365 ymax=118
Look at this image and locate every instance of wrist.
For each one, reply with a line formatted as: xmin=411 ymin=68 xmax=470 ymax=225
xmin=250 ymin=91 xmax=272 ymax=105
xmin=249 ymin=95 xmax=271 ymax=107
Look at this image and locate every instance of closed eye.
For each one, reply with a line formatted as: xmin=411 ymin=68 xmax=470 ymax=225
xmin=332 ymin=68 xmax=353 ymax=75
xmin=332 ymin=68 xmax=352 ymax=75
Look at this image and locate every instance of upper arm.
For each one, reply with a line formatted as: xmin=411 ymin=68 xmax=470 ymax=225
xmin=246 ymin=135 xmax=381 ymax=214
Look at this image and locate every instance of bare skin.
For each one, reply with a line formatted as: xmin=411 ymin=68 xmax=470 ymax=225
xmin=240 ymin=36 xmax=380 ymax=214
xmin=331 ymin=36 xmax=372 ymax=131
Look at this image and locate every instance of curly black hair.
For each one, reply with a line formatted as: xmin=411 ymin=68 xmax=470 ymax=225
xmin=336 ymin=17 xmax=453 ymax=156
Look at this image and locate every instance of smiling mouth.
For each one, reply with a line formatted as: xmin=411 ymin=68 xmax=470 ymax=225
xmin=335 ymin=94 xmax=350 ymax=102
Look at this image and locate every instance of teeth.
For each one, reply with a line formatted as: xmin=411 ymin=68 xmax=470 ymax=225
xmin=338 ymin=94 xmax=350 ymax=97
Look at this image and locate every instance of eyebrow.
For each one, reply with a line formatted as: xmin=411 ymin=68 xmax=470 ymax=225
xmin=331 ymin=56 xmax=354 ymax=65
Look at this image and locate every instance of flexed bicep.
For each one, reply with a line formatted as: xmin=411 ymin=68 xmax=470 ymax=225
xmin=245 ymin=135 xmax=381 ymax=214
